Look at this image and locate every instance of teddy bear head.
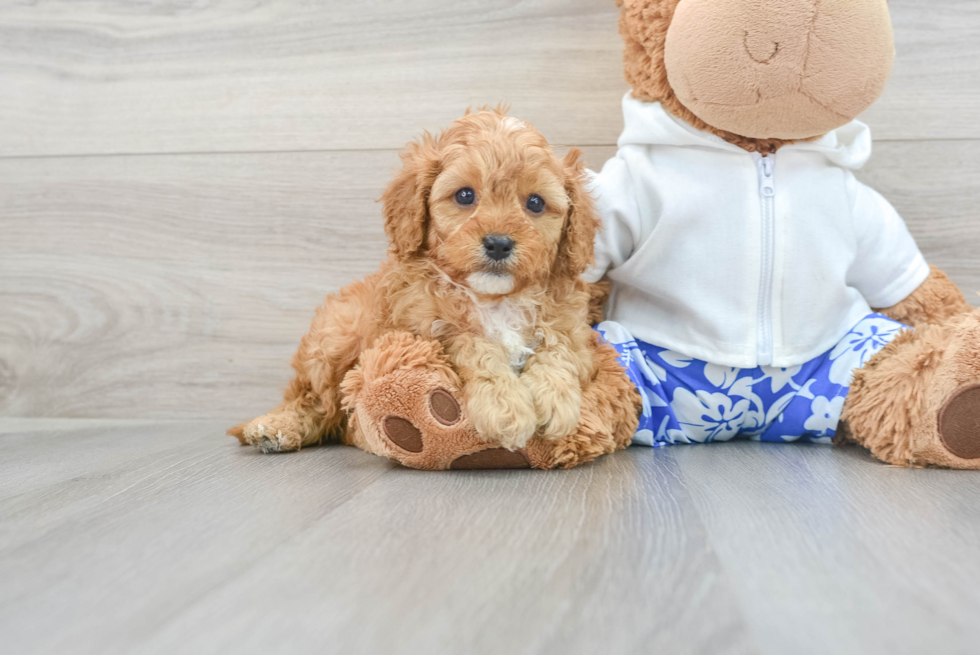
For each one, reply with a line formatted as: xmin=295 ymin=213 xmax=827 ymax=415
xmin=615 ymin=0 xmax=895 ymax=153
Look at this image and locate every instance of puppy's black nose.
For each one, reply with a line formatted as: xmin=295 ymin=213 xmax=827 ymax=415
xmin=482 ymin=234 xmax=515 ymax=261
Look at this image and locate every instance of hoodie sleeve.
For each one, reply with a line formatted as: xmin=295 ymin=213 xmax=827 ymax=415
xmin=582 ymin=154 xmax=644 ymax=284
xmin=845 ymin=173 xmax=930 ymax=309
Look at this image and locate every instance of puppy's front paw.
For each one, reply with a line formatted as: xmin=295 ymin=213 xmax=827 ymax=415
xmin=240 ymin=415 xmax=303 ymax=453
xmin=467 ymin=381 xmax=538 ymax=450
xmin=522 ymin=372 xmax=583 ymax=440
xmin=536 ymin=388 xmax=582 ymax=440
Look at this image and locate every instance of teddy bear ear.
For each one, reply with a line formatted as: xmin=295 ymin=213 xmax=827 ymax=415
xmin=380 ymin=135 xmax=442 ymax=261
xmin=552 ymin=148 xmax=601 ymax=280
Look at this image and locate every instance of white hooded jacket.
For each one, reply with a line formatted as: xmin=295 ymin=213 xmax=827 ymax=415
xmin=585 ymin=94 xmax=930 ymax=369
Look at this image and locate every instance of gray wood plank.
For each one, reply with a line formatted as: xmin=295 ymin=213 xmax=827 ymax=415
xmin=0 ymin=421 xmax=393 ymax=655
xmin=1 ymin=0 xmax=978 ymax=158
xmin=672 ymin=441 xmax=980 ymax=655
xmin=0 ymin=149 xmax=394 ymax=419
xmin=0 ymin=0 xmax=628 ymax=157
xmin=0 ymin=420 xmax=755 ymax=655
xmin=0 ymin=420 xmax=213 ymax=500
xmin=859 ymin=0 xmax=980 ymax=141
xmin=2 ymin=142 xmax=978 ymax=420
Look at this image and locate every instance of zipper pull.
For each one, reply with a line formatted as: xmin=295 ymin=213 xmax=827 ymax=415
xmin=758 ymin=155 xmax=775 ymax=197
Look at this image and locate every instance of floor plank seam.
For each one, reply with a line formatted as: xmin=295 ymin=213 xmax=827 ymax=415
xmin=1 ymin=136 xmax=972 ymax=162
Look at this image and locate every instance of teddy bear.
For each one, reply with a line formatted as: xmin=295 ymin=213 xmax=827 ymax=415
xmin=582 ymin=0 xmax=980 ymax=468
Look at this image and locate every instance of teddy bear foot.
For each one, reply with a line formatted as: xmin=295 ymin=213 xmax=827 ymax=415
xmin=845 ymin=311 xmax=980 ymax=469
xmin=340 ymin=332 xmax=537 ymax=470
xmin=938 ymin=384 xmax=980 ymax=461
xmin=377 ymin=382 xmax=533 ymax=470
xmin=340 ymin=331 xmax=638 ymax=471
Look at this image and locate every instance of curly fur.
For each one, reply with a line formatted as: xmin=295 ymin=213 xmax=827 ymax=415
xmin=231 ymin=110 xmax=612 ymax=453
xmin=844 ymin=310 xmax=980 ymax=469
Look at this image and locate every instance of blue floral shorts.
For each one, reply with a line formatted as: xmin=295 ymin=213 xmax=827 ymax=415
xmin=595 ymin=314 xmax=909 ymax=447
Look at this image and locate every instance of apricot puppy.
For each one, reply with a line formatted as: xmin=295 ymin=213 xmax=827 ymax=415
xmin=232 ymin=110 xmax=602 ymax=454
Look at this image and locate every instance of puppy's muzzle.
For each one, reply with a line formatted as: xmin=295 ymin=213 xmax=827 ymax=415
xmin=482 ymin=234 xmax=515 ymax=262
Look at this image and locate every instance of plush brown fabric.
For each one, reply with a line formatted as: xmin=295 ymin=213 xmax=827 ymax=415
xmin=617 ymin=0 xmax=797 ymax=154
xmin=665 ymin=0 xmax=894 ymax=140
xmin=843 ymin=310 xmax=980 ymax=469
xmin=615 ymin=0 xmax=893 ymax=153
xmin=341 ymin=332 xmax=640 ymax=471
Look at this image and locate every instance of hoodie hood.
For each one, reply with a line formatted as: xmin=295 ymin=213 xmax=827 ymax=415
xmin=617 ymin=94 xmax=873 ymax=170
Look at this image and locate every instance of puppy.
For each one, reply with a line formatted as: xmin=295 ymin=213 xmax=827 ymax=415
xmin=232 ymin=109 xmax=601 ymax=453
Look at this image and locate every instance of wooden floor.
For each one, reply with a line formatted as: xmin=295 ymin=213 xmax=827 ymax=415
xmin=2 ymin=419 xmax=979 ymax=655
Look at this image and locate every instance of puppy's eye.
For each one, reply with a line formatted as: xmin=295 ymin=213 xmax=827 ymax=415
xmin=526 ymin=194 xmax=546 ymax=214
xmin=455 ymin=188 xmax=476 ymax=206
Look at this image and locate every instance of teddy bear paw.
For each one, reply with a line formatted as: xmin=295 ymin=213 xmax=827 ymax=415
xmin=344 ymin=334 xmax=535 ymax=470
xmin=937 ymin=384 xmax=980 ymax=463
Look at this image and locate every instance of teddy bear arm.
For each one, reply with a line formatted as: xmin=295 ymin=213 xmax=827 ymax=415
xmin=874 ymin=265 xmax=972 ymax=330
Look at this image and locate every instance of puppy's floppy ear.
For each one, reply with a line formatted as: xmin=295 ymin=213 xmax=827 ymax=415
xmin=381 ymin=134 xmax=442 ymax=261
xmin=553 ymin=148 xmax=601 ymax=280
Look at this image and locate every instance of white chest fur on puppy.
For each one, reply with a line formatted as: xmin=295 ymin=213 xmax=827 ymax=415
xmin=473 ymin=295 xmax=540 ymax=373
xmin=431 ymin=268 xmax=541 ymax=373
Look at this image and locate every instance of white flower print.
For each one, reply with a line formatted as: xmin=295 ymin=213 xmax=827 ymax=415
xmin=645 ymin=350 xmax=693 ymax=383
xmin=595 ymin=321 xmax=634 ymax=346
xmin=631 ymin=348 xmax=667 ymax=386
xmin=728 ymin=376 xmax=758 ymax=400
xmin=671 ymin=389 xmax=753 ymax=442
xmin=659 ymin=351 xmax=694 ymax=369
xmin=764 ymin=391 xmax=798 ymax=428
xmin=828 ymin=316 xmax=903 ymax=386
xmin=653 ymin=415 xmax=690 ymax=444
xmin=645 ymin=357 xmax=667 ymax=383
xmin=633 ymin=428 xmax=655 ymax=447
xmin=803 ymin=396 xmax=846 ymax=436
xmin=596 ymin=318 xmax=898 ymax=448
xmin=725 ymin=377 xmax=768 ymax=435
xmin=704 ymin=364 xmax=740 ymax=390
xmin=635 ymin=364 xmax=669 ymax=418
xmin=761 ymin=365 xmax=803 ymax=394
xmin=795 ymin=379 xmax=817 ymax=400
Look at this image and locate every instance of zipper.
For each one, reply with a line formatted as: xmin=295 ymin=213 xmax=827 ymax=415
xmin=755 ymin=153 xmax=776 ymax=366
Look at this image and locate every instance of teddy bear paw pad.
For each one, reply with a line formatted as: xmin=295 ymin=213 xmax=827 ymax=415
xmin=428 ymin=388 xmax=461 ymax=426
xmin=938 ymin=383 xmax=980 ymax=461
xmin=382 ymin=416 xmax=424 ymax=453
xmin=449 ymin=448 xmax=531 ymax=470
